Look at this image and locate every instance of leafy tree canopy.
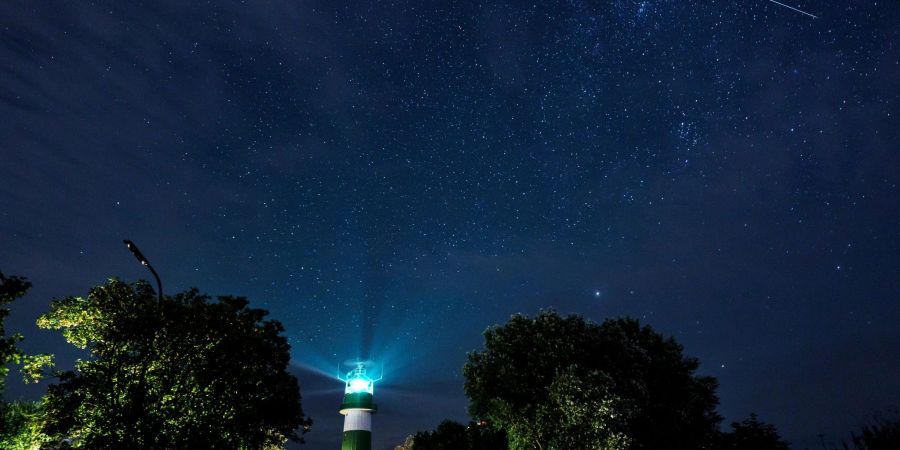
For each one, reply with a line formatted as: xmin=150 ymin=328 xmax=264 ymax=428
xmin=850 ymin=412 xmax=900 ymax=450
xmin=36 ymin=278 xmax=311 ymax=450
xmin=0 ymin=271 xmax=48 ymax=448
xmin=463 ymin=310 xmax=721 ymax=450
xmin=0 ymin=272 xmax=32 ymax=394
xmin=412 ymin=421 xmax=469 ymax=450
xmin=1 ymin=400 xmax=53 ymax=450
xmin=406 ymin=420 xmax=507 ymax=450
xmin=717 ymin=414 xmax=790 ymax=450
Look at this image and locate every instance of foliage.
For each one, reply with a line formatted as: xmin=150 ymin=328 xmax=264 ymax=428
xmin=412 ymin=421 xmax=468 ymax=450
xmin=36 ymin=279 xmax=311 ymax=450
xmin=538 ymin=368 xmax=631 ymax=450
xmin=0 ymin=272 xmax=32 ymax=394
xmin=716 ymin=414 xmax=790 ymax=450
xmin=1 ymin=272 xmax=49 ymax=449
xmin=464 ymin=310 xmax=722 ymax=450
xmin=849 ymin=412 xmax=900 ymax=450
xmin=20 ymin=354 xmax=55 ymax=385
xmin=395 ymin=434 xmax=416 ymax=450
xmin=0 ymin=401 xmax=60 ymax=450
xmin=408 ymin=420 xmax=507 ymax=450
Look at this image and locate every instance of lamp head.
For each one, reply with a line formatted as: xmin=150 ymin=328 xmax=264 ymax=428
xmin=123 ymin=240 xmax=149 ymax=266
xmin=340 ymin=361 xmax=380 ymax=395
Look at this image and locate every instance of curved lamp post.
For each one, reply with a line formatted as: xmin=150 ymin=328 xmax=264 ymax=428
xmin=123 ymin=239 xmax=163 ymax=305
xmin=122 ymin=239 xmax=164 ymax=445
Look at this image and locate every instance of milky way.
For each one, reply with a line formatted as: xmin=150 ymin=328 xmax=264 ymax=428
xmin=2 ymin=1 xmax=898 ymax=449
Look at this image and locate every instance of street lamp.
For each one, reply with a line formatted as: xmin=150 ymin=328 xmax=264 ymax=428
xmin=122 ymin=239 xmax=163 ymax=445
xmin=123 ymin=239 xmax=163 ymax=305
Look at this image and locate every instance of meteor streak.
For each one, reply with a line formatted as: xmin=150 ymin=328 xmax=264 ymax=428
xmin=768 ymin=0 xmax=818 ymax=19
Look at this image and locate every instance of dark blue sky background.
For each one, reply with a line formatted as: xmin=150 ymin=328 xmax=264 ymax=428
xmin=2 ymin=1 xmax=898 ymax=449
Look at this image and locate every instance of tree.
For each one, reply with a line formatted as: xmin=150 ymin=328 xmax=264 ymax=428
xmin=1 ymin=401 xmax=56 ymax=450
xmin=0 ymin=272 xmax=46 ymax=448
xmin=0 ymin=272 xmax=61 ymax=449
xmin=395 ymin=435 xmax=416 ymax=450
xmin=0 ymin=272 xmax=32 ymax=396
xmin=850 ymin=412 xmax=900 ymax=450
xmin=407 ymin=420 xmax=507 ymax=450
xmin=717 ymin=414 xmax=790 ymax=450
xmin=0 ymin=271 xmax=29 ymax=445
xmin=536 ymin=368 xmax=631 ymax=450
xmin=466 ymin=421 xmax=509 ymax=450
xmin=412 ymin=421 xmax=468 ymax=450
xmin=36 ymin=278 xmax=311 ymax=449
xmin=464 ymin=311 xmax=722 ymax=450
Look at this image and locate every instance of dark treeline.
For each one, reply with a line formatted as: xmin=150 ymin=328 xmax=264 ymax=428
xmin=1 ymin=272 xmax=897 ymax=450
xmin=0 ymin=272 xmax=310 ymax=449
xmin=395 ymin=311 xmax=900 ymax=450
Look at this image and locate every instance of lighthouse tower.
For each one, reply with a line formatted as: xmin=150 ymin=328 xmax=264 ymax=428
xmin=338 ymin=362 xmax=380 ymax=450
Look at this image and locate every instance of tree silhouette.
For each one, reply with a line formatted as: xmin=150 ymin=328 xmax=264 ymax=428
xmin=406 ymin=420 xmax=507 ymax=450
xmin=0 ymin=272 xmax=43 ymax=448
xmin=717 ymin=414 xmax=790 ymax=450
xmin=850 ymin=412 xmax=900 ymax=450
xmin=36 ymin=279 xmax=311 ymax=449
xmin=463 ymin=310 xmax=721 ymax=450
xmin=0 ymin=272 xmax=31 ymax=395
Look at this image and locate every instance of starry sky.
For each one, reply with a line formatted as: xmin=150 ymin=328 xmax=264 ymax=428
xmin=1 ymin=1 xmax=899 ymax=449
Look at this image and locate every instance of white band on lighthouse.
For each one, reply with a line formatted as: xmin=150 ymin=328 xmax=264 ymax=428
xmin=343 ymin=410 xmax=372 ymax=432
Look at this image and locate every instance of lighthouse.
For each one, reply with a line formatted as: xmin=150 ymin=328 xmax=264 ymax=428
xmin=338 ymin=362 xmax=380 ymax=450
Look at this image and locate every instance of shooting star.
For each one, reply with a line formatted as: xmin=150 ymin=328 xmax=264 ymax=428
xmin=768 ymin=0 xmax=818 ymax=19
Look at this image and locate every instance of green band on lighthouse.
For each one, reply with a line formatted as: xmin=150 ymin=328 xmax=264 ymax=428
xmin=341 ymin=430 xmax=372 ymax=450
xmin=340 ymin=392 xmax=376 ymax=412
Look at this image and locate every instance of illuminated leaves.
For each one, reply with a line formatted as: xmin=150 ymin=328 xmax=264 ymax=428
xmin=36 ymin=279 xmax=311 ymax=450
xmin=20 ymin=354 xmax=54 ymax=385
xmin=464 ymin=310 xmax=721 ymax=450
xmin=540 ymin=368 xmax=631 ymax=450
xmin=1 ymin=272 xmax=32 ymax=393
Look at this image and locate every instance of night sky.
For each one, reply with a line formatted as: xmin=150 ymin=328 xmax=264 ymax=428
xmin=2 ymin=1 xmax=899 ymax=449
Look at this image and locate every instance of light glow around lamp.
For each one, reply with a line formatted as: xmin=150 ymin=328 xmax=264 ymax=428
xmin=340 ymin=362 xmax=380 ymax=395
xmin=348 ymin=377 xmax=372 ymax=394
